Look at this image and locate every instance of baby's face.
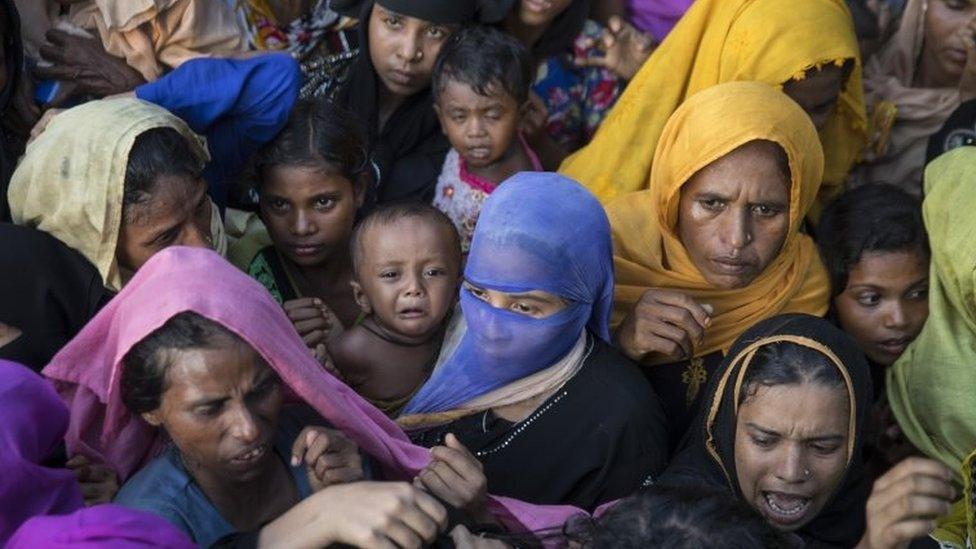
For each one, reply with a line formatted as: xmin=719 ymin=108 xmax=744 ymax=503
xmin=435 ymin=80 xmax=522 ymax=169
xmin=356 ymin=218 xmax=460 ymax=339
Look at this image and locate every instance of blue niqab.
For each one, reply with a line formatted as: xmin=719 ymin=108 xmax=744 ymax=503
xmin=403 ymin=172 xmax=614 ymax=415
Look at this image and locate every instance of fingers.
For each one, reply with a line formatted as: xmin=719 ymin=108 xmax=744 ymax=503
xmin=294 ymin=316 xmax=332 ymax=334
xmin=283 ymin=297 xmax=325 ymax=313
xmin=640 ymin=306 xmax=701 ymax=350
xmin=873 ymin=457 xmax=953 ymax=493
xmin=646 ymin=290 xmax=713 ymax=328
xmin=381 ymin=520 xmax=424 ymax=549
xmin=412 ymin=489 xmax=449 ymax=532
xmin=882 ymin=519 xmax=938 ymax=546
xmin=435 ymin=434 xmax=483 ymax=477
xmin=66 ymin=455 xmax=91 ymax=469
xmin=302 ymin=330 xmax=328 ymax=347
xmin=416 ymin=467 xmax=461 ymax=507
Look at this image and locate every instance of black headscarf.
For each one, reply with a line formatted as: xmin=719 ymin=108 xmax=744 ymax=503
xmin=338 ymin=0 xmax=501 ymax=203
xmin=0 ymin=224 xmax=111 ymax=371
xmin=659 ymin=314 xmax=873 ymax=548
xmin=0 ymin=0 xmax=23 ymax=221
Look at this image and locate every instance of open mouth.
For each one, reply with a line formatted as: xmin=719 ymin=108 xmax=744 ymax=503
xmin=524 ymin=0 xmax=553 ymax=13
xmin=398 ymin=307 xmax=428 ymax=319
xmin=231 ymin=443 xmax=270 ymax=467
xmin=762 ymin=491 xmax=811 ymax=526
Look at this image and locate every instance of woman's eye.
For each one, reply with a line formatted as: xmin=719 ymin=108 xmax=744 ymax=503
xmin=154 ymin=230 xmax=178 ymax=247
xmin=751 ymin=436 xmax=775 ymax=448
xmin=752 ymin=204 xmax=779 ymax=217
xmin=196 ymin=405 xmax=221 ymax=417
xmin=812 ymin=443 xmax=840 ymax=455
xmin=314 ymin=197 xmax=336 ymax=209
xmin=856 ymin=293 xmax=881 ymax=307
xmin=425 ymin=268 xmax=445 ymax=277
xmin=700 ymin=199 xmax=724 ymax=211
xmin=384 ymin=16 xmax=402 ymax=28
xmin=466 ymin=286 xmax=488 ymax=300
xmin=512 ymin=302 xmax=536 ymax=315
xmin=428 ymin=26 xmax=447 ymax=38
xmin=268 ymin=199 xmax=289 ymax=212
xmin=945 ymin=0 xmax=968 ymax=10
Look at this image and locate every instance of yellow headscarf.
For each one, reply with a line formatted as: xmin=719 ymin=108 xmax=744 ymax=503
xmin=560 ymin=0 xmax=866 ymax=211
xmin=8 ymin=98 xmax=224 ymax=293
xmin=888 ymin=147 xmax=976 ymax=484
xmin=607 ymin=81 xmax=830 ymax=358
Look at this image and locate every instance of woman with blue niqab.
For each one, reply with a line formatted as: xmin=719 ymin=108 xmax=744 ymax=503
xmin=401 ymin=172 xmax=668 ymax=511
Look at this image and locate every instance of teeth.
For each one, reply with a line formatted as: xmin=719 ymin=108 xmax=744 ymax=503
xmin=238 ymin=445 xmax=266 ymax=461
xmin=765 ymin=493 xmax=807 ymax=516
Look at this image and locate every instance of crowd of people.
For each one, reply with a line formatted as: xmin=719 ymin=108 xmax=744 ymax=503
xmin=3 ymin=0 xmax=976 ymax=547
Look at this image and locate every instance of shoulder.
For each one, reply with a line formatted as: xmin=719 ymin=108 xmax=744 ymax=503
xmin=328 ymin=326 xmax=377 ymax=384
xmin=570 ymin=335 xmax=667 ymax=425
xmin=114 ymin=449 xmax=193 ymax=530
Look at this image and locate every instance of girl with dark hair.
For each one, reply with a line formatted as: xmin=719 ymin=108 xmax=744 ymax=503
xmin=247 ymin=99 xmax=369 ymax=351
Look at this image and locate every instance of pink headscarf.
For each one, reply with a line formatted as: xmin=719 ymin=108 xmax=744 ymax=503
xmin=0 ymin=360 xmax=84 ymax=543
xmin=42 ymin=246 xmax=585 ymax=533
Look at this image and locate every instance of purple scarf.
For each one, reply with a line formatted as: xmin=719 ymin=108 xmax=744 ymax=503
xmin=628 ymin=0 xmax=695 ymax=42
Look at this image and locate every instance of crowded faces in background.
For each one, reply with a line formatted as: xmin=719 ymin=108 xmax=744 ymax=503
xmin=7 ymin=0 xmax=976 ymax=547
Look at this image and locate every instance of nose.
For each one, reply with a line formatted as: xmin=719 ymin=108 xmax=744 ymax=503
xmin=395 ymin=32 xmax=423 ymax=63
xmin=476 ymin=306 xmax=511 ymax=343
xmin=466 ymin=117 xmax=487 ymax=138
xmin=721 ymin=208 xmax=753 ymax=251
xmin=180 ymin=222 xmax=211 ymax=249
xmin=290 ymin=209 xmax=316 ymax=237
xmin=402 ymin=273 xmax=427 ymax=298
xmin=883 ymin=300 xmax=909 ymax=329
xmin=774 ymin=443 xmax=809 ymax=484
xmin=227 ymin=403 xmax=260 ymax=445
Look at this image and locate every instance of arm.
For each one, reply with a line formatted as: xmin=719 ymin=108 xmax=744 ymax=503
xmin=135 ymin=54 xmax=302 ymax=207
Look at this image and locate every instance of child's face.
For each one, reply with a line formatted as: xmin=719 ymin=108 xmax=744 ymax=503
xmin=435 ymin=80 xmax=523 ymax=169
xmin=259 ymin=165 xmax=362 ymax=268
xmin=834 ymin=249 xmax=929 ymax=366
xmin=354 ymin=218 xmax=460 ymax=339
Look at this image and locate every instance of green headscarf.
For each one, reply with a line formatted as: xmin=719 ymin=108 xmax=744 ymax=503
xmin=888 ymin=146 xmax=976 ymax=483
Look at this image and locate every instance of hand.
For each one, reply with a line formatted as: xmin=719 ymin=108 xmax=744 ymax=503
xmin=958 ymin=17 xmax=976 ymax=103
xmin=67 ymin=455 xmax=119 ymax=506
xmin=414 ymin=433 xmax=491 ymax=523
xmin=574 ymin=16 xmax=655 ymax=80
xmin=614 ymin=289 xmax=712 ymax=364
xmin=258 ymin=481 xmax=448 ymax=549
xmin=291 ymin=426 xmax=364 ymax=492
xmin=35 ymin=29 xmax=146 ymax=102
xmin=283 ymin=298 xmax=343 ymax=350
xmin=857 ymin=457 xmax=955 ymax=549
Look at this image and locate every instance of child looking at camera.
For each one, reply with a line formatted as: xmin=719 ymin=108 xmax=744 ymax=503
xmin=431 ymin=25 xmax=542 ymax=253
xmin=328 ymin=203 xmax=462 ymax=417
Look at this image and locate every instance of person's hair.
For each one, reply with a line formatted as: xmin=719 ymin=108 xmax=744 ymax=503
xmin=817 ymin=184 xmax=929 ymax=298
xmin=431 ymin=25 xmax=533 ymax=105
xmin=123 ymin=128 xmax=205 ymax=220
xmin=349 ymin=201 xmax=461 ymax=275
xmin=565 ymin=484 xmax=797 ymax=548
xmin=120 ymin=311 xmax=244 ymax=414
xmin=252 ymin=99 xmax=369 ymax=192
xmin=738 ymin=341 xmax=845 ymax=405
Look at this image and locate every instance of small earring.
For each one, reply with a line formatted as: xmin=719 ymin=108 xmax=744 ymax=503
xmin=803 ymin=469 xmax=812 ymax=478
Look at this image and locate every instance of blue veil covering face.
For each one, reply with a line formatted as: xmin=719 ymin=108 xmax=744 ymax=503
xmin=403 ymin=172 xmax=614 ymax=415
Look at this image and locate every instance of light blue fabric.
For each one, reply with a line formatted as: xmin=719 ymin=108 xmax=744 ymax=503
xmin=403 ymin=172 xmax=614 ymax=414
xmin=115 ymin=405 xmax=316 ymax=547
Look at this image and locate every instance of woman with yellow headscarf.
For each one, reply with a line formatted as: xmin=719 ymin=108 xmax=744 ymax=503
xmin=609 ymin=81 xmax=830 ymax=445
xmin=559 ymin=0 xmax=867 ymax=212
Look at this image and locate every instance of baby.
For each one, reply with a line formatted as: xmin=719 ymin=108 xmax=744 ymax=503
xmin=328 ymin=203 xmax=462 ymax=417
xmin=431 ymin=24 xmax=541 ymax=254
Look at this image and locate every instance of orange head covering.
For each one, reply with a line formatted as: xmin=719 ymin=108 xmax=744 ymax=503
xmin=560 ymin=0 xmax=866 ymax=210
xmin=607 ymin=81 xmax=830 ymax=358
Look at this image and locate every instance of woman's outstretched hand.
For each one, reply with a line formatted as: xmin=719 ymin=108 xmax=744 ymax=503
xmin=257 ymin=481 xmax=448 ymax=549
xmin=291 ymin=426 xmax=364 ymax=492
xmin=414 ymin=433 xmax=493 ymax=524
xmin=856 ymin=457 xmax=955 ymax=549
xmin=614 ymin=289 xmax=713 ymax=364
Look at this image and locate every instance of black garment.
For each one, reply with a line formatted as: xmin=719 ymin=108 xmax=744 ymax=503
xmin=925 ymin=99 xmax=976 ymax=167
xmin=409 ymin=333 xmax=669 ymax=512
xmin=659 ymin=314 xmax=873 ymax=548
xmin=0 ymin=224 xmax=111 ymax=371
xmin=0 ymin=0 xmax=23 ymax=221
xmin=338 ymin=0 xmax=500 ymax=204
xmin=640 ymin=351 xmax=724 ymax=451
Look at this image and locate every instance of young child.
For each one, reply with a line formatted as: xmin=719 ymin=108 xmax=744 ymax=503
xmin=329 ymin=203 xmax=462 ymax=417
xmin=431 ymin=25 xmax=542 ymax=253
xmin=248 ymin=99 xmax=369 ymax=358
